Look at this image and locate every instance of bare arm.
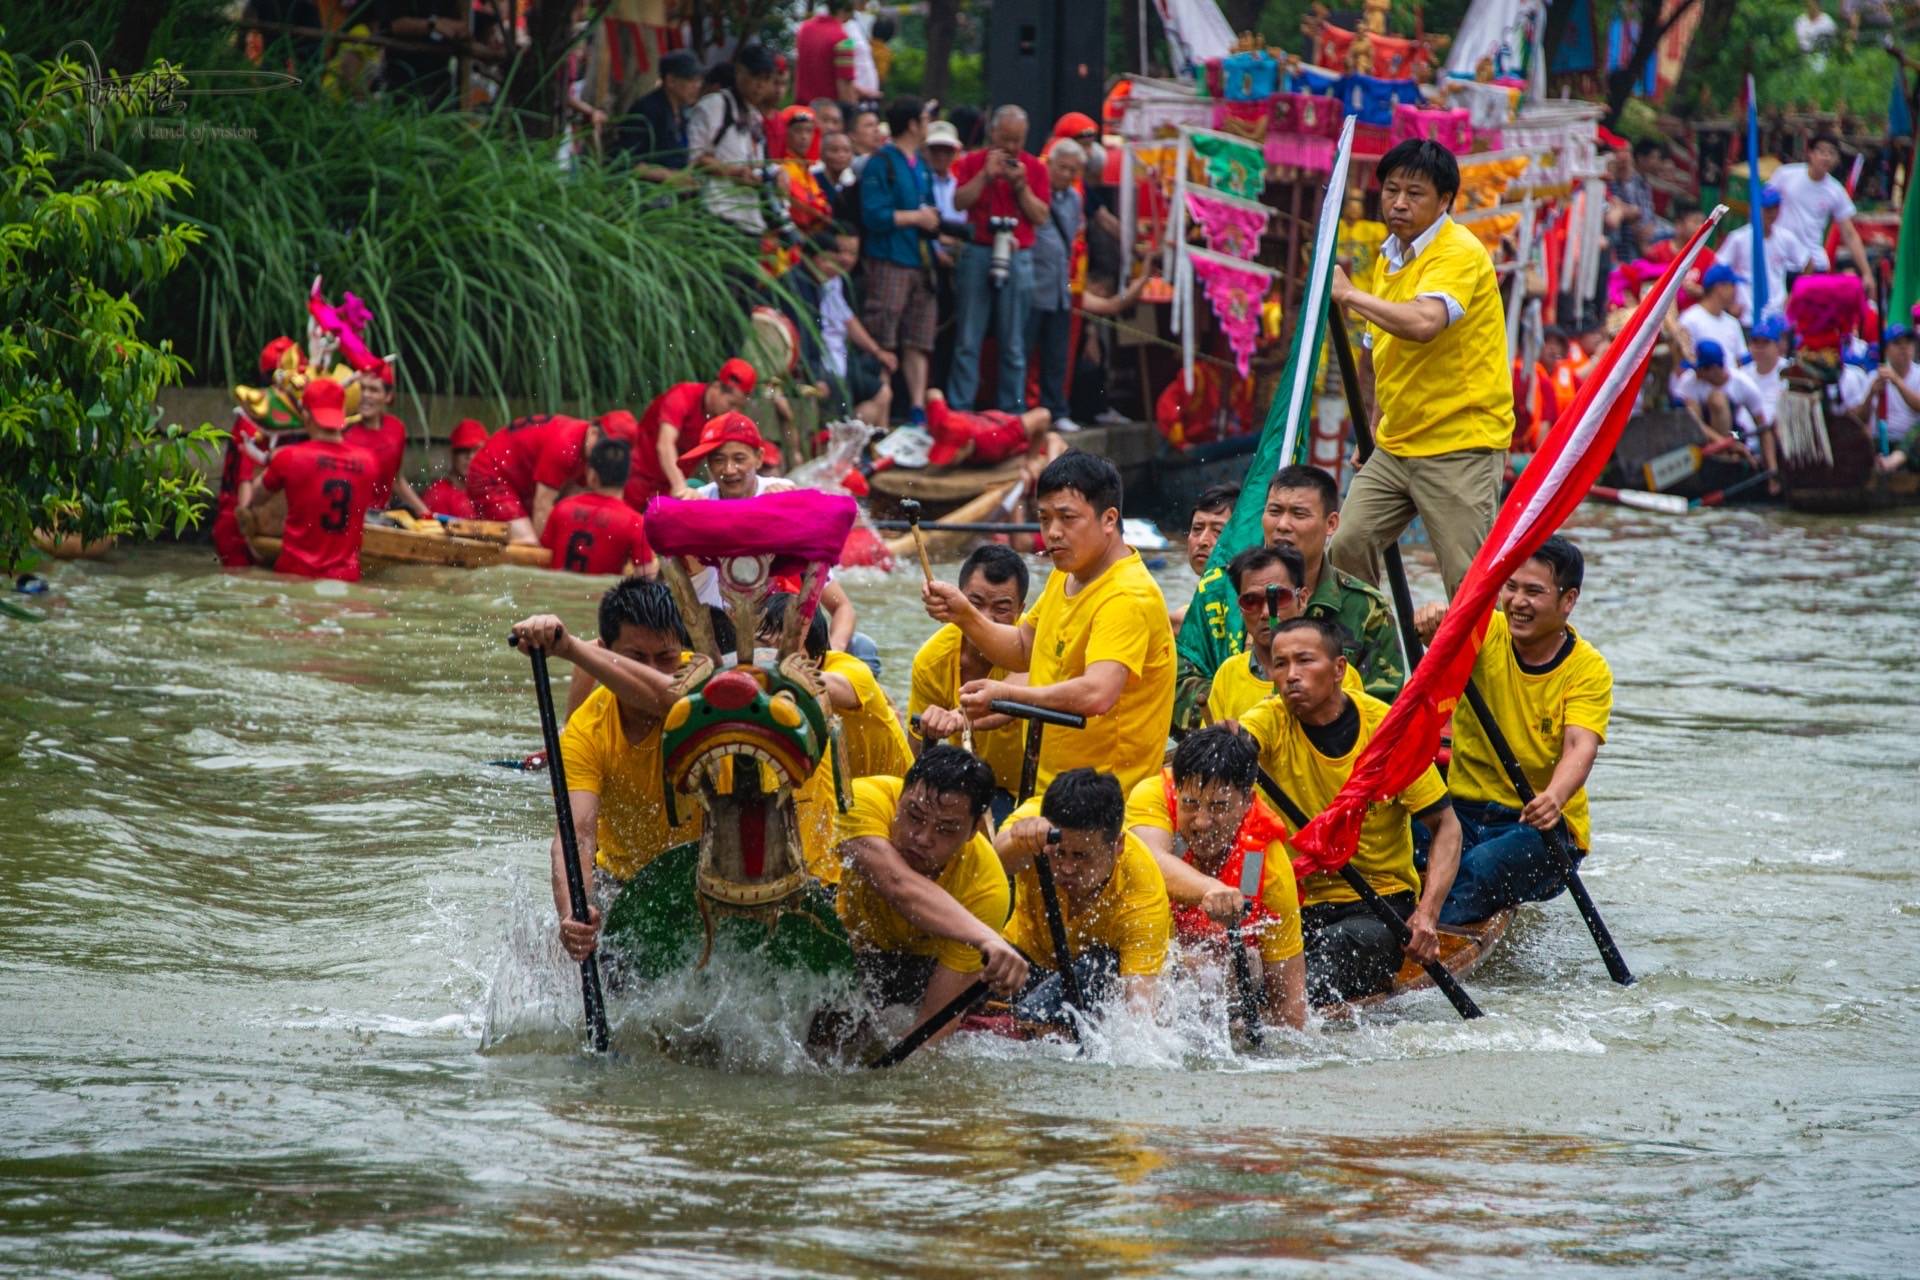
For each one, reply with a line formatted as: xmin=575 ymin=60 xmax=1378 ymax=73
xmin=1079 ymin=273 xmax=1151 ymax=318
xmin=1012 ymin=170 xmax=1050 ymax=226
xmin=654 ymin=429 xmax=693 ymax=498
xmin=1135 ymin=826 xmax=1242 ymax=923
xmin=511 ymin=614 xmax=678 ymax=719
xmin=953 ymin=160 xmax=993 ymax=212
xmin=842 ymin=836 xmax=1009 ymax=957
xmin=1519 ymin=725 xmax=1601 ymax=831
xmin=1334 ymin=268 xmax=1451 ymax=343
xmin=550 ymin=789 xmax=602 ymax=961
xmin=392 ymin=472 xmax=430 ymax=518
xmin=1883 ymin=370 xmax=1920 ymax=413
xmin=531 ymin=483 xmax=561 ymax=536
xmin=1406 ymin=805 xmax=1461 ymax=963
xmin=923 ymin=579 xmax=1033 ymax=671
xmin=1262 ymin=954 xmax=1307 ymax=1030
xmin=822 ymin=580 xmax=856 ymax=651
xmin=1838 ymin=216 xmax=1871 ymax=284
xmin=959 ymin=660 xmax=1127 ymax=722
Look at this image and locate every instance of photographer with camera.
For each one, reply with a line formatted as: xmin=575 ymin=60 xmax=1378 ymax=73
xmin=859 ymin=96 xmax=941 ymax=426
xmin=949 ymin=105 xmax=1051 ymax=413
xmin=688 ymin=43 xmax=783 ymax=241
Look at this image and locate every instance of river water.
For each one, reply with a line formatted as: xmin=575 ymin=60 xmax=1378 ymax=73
xmin=2 ymin=507 xmax=1916 ymax=1278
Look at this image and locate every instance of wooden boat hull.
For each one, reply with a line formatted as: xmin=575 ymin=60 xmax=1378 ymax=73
xmin=1330 ymin=908 xmax=1513 ymax=1016
xmin=244 ymin=514 xmax=551 ymax=573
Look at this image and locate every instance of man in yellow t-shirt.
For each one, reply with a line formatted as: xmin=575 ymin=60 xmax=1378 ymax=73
xmin=1329 ymin=139 xmax=1514 ymax=597
xmin=511 ymin=580 xmax=700 ymax=964
xmin=1205 ymin=544 xmax=1309 ymax=726
xmin=923 ymin=451 xmax=1175 ymax=797
xmin=994 ymin=769 xmax=1172 ymax=1026
xmin=1412 ymin=537 xmax=1612 ymax=924
xmin=1125 ymin=726 xmax=1306 ymax=1030
xmin=836 ymin=747 xmax=1030 ymax=1042
xmin=910 ymin=544 xmax=1030 ymax=821
xmin=1238 ymin=617 xmax=1463 ymax=1004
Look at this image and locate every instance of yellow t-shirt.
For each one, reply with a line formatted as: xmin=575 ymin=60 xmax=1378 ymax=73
xmin=1364 ymin=217 xmax=1515 ymax=457
xmin=1001 ymin=797 xmax=1171 ymax=976
xmin=1019 ymin=550 xmax=1175 ymax=795
xmin=1238 ymin=691 xmax=1447 ymax=907
xmin=1205 ymin=648 xmax=1362 ymax=724
xmin=794 ymin=749 xmax=843 ymax=886
xmin=1122 ymin=772 xmax=1302 ymax=965
xmin=821 ymin=649 xmax=914 ymax=781
xmin=1448 ymin=610 xmax=1612 ymax=850
xmin=558 ymin=685 xmax=700 ymax=880
xmin=907 ymin=623 xmax=1025 ymax=796
xmin=833 ymin=776 xmax=1011 ymax=973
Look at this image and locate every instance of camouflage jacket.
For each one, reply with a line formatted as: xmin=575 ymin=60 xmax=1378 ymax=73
xmin=1303 ymin=559 xmax=1405 ymax=703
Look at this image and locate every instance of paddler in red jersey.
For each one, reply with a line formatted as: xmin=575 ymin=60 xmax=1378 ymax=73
xmin=541 ymin=439 xmax=658 ymax=577
xmin=419 ymin=419 xmax=487 ymax=519
xmin=344 ymin=361 xmax=430 ymax=517
xmin=464 ymin=411 xmax=641 ymax=545
xmin=625 ymin=358 xmax=758 ymax=510
xmin=247 ymin=379 xmax=378 ymax=582
xmin=1124 ymin=725 xmax=1307 ymax=1030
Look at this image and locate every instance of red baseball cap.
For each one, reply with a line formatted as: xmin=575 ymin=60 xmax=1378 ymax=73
xmin=716 ymin=357 xmax=758 ymax=395
xmin=1053 ymin=111 xmax=1099 ymax=140
xmin=303 ymin=378 xmax=347 ymax=430
xmin=259 ymin=335 xmax=298 ymax=376
xmin=679 ymin=411 xmax=781 ymax=468
xmin=595 ymin=410 xmax=640 ymax=441
xmin=365 ymin=359 xmax=396 ymax=386
xmin=449 ymin=418 xmax=488 ymax=451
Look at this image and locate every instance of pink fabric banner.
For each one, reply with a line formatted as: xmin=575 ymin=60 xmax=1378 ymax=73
xmin=1187 ymin=247 xmax=1275 ymax=379
xmin=1184 ymin=189 xmax=1271 ymax=260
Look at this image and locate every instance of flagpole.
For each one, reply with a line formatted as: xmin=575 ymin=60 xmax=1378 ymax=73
xmin=1325 ymin=318 xmax=1635 ymax=988
xmin=1746 ymin=74 xmax=1768 ymax=322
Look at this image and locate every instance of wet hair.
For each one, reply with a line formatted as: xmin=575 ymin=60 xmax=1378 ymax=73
xmin=1633 ymin=138 xmax=1668 ymax=162
xmin=1528 ymin=535 xmax=1585 ymax=592
xmin=1192 ymin=483 xmax=1240 ymax=517
xmin=1376 ymin=138 xmax=1460 ymax=205
xmin=1036 ymin=449 xmax=1122 ymax=518
xmin=957 ymin=543 xmax=1030 ymax=603
xmin=1270 ymin=615 xmax=1349 ymax=660
xmin=1040 ymin=768 xmax=1124 ymax=842
xmin=1268 ymin=463 xmax=1340 ymax=515
xmin=759 ymin=591 xmax=829 ymax=659
xmin=599 ymin=577 xmax=689 ymax=647
xmin=903 ymin=744 xmax=996 ymax=819
xmin=1227 ymin=544 xmax=1305 ymax=594
xmin=885 ymin=96 xmax=924 ymax=138
xmin=587 ymin=438 xmax=631 ymax=489
xmin=1169 ymin=725 xmax=1258 ymax=792
xmin=707 ymin=605 xmax=737 ymax=655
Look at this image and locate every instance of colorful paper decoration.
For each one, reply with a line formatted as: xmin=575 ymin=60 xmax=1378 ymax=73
xmin=1188 ymin=129 xmax=1266 ymax=200
xmin=1187 ymin=246 xmax=1279 ymax=378
xmin=1184 ymin=188 xmax=1273 ymax=260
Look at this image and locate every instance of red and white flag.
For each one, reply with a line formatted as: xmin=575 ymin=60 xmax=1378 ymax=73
xmin=1286 ymin=206 xmax=1727 ymax=879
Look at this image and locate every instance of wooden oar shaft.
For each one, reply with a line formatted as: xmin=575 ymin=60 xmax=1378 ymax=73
xmin=867 ymin=978 xmax=990 ymax=1069
xmin=1034 ymin=840 xmax=1088 ymax=1031
xmin=1225 ymin=914 xmax=1265 ymax=1046
xmin=516 ymin=639 xmax=611 ymax=1052
xmin=1253 ymin=766 xmax=1484 ymax=1020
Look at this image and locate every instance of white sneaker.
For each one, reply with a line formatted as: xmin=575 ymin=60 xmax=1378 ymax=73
xmin=1093 ymin=408 xmax=1129 ymax=425
xmin=1053 ymin=416 xmax=1083 ymax=433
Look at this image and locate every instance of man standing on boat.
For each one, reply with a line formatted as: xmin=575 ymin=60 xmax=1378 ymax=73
xmin=509 ymin=582 xmax=700 ymax=962
xmin=1328 ymin=139 xmax=1514 ymax=598
xmin=1240 ymin=617 xmax=1461 ymax=1004
xmin=1412 ymin=538 xmax=1612 ymax=925
xmin=835 ymin=746 xmax=1029 ymax=1045
xmin=922 ymin=451 xmax=1176 ymax=796
xmin=625 ymin=359 xmax=758 ymax=511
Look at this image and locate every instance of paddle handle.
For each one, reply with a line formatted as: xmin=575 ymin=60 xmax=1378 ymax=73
xmin=989 ymin=700 xmax=1089 ymax=731
xmin=874 ymin=519 xmax=1043 ymax=533
xmin=1254 ymin=767 xmax=1483 ymax=1021
xmin=1034 ymin=844 xmax=1088 ymax=1032
xmin=520 ymin=640 xmax=611 ymax=1052
xmin=1225 ymin=914 xmax=1265 ymax=1047
xmin=868 ymin=978 xmax=990 ymax=1069
xmin=1456 ymin=680 xmax=1634 ymax=986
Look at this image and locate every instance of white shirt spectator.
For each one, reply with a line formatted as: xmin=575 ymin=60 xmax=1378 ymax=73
xmin=818 ymin=275 xmax=853 ymax=379
xmin=1744 ymin=360 xmax=1787 ymax=422
xmin=930 ymin=171 xmax=959 ymax=224
xmin=1769 ymin=162 xmax=1856 ymax=251
xmin=1675 ymin=368 xmax=1770 ymax=423
xmin=1838 ymin=364 xmax=1874 ymax=412
xmin=844 ymin=12 xmax=882 ymax=100
xmin=1882 ymin=363 xmax=1920 ymax=437
xmin=1679 ymin=303 xmax=1749 ymax=366
xmin=1717 ymin=221 xmax=1825 ymax=322
xmin=687 ymin=88 xmax=766 ymax=234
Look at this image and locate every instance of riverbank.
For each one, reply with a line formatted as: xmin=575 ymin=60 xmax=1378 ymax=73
xmin=2 ymin=505 xmax=1915 ymax=1276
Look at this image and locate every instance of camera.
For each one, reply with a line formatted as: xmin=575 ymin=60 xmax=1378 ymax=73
xmin=757 ymin=163 xmax=801 ymax=245
xmin=988 ymin=215 xmax=1020 ymax=289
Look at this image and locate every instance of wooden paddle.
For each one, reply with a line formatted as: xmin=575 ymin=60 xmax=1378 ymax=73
xmin=1225 ymin=845 xmax=1266 ymax=1047
xmin=901 ymin=499 xmax=936 ymax=586
xmin=867 ymin=977 xmax=992 ymax=1069
xmin=509 ymin=633 xmax=611 ymax=1052
xmin=990 ymin=699 xmax=1091 ymax=1035
xmin=1329 ymin=319 xmax=1633 ymax=988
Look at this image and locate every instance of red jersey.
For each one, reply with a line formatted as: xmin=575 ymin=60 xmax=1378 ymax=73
xmin=541 ymin=492 xmax=654 ymax=575
xmin=793 ymin=13 xmax=852 ymax=105
xmin=1159 ymin=771 xmax=1290 ymax=952
xmin=530 ymin=417 xmax=597 ymax=493
xmin=465 ymin=414 xmax=589 ymax=519
xmin=344 ymin=413 xmax=408 ymax=509
xmin=212 ymin=416 xmax=261 ymax=567
xmin=951 ymin=149 xmax=1050 ymax=248
xmin=419 ymin=477 xmax=476 ymax=520
xmin=260 ymin=439 xmax=377 ymax=581
xmin=625 ymin=382 xmax=709 ymax=507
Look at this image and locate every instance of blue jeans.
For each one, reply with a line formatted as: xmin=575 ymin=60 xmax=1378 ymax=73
xmin=846 ymin=631 xmax=882 ymax=680
xmin=1026 ymin=305 xmax=1072 ymax=419
xmin=1437 ymin=800 xmax=1578 ymax=926
xmin=949 ymin=242 xmax=1033 ymax=412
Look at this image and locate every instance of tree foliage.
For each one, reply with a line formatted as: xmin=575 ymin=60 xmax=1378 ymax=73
xmin=0 ymin=41 xmax=221 ymax=571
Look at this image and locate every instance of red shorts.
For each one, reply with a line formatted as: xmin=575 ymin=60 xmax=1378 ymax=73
xmin=466 ymin=464 xmax=528 ymax=522
xmin=211 ymin=507 xmax=253 ymax=567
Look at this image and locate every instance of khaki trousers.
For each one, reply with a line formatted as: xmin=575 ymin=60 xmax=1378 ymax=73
xmin=1329 ymin=447 xmax=1504 ymax=598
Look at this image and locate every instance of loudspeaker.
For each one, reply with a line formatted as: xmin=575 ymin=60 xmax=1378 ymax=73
xmin=986 ymin=0 xmax=1107 ymax=147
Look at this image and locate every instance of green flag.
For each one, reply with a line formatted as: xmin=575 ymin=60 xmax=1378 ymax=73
xmin=1188 ymin=128 xmax=1268 ymax=201
xmin=1894 ymin=149 xmax=1920 ymax=333
xmin=1174 ymin=121 xmax=1356 ymax=726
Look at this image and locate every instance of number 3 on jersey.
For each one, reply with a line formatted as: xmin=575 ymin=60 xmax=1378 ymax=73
xmin=319 ymin=478 xmax=354 ymax=532
xmin=564 ymin=530 xmax=594 ymax=573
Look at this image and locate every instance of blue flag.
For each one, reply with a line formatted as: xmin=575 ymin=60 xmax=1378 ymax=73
xmin=1747 ymin=75 xmax=1768 ymax=323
